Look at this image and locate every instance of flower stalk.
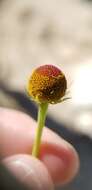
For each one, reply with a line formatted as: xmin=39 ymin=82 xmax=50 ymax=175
xmin=32 ymin=103 xmax=48 ymax=157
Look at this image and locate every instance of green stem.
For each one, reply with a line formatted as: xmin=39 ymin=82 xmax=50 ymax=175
xmin=32 ymin=102 xmax=48 ymax=157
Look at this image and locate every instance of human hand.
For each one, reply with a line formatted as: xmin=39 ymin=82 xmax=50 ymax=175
xmin=0 ymin=108 xmax=79 ymax=190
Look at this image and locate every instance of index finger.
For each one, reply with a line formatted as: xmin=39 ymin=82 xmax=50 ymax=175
xmin=0 ymin=108 xmax=79 ymax=185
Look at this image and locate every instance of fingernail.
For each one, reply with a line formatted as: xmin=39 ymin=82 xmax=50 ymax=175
xmin=3 ymin=154 xmax=54 ymax=190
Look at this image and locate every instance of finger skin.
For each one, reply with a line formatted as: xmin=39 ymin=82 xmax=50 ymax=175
xmin=0 ymin=108 xmax=79 ymax=185
xmin=3 ymin=154 xmax=54 ymax=190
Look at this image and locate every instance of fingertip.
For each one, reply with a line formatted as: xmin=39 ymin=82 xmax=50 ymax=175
xmin=39 ymin=142 xmax=79 ymax=185
xmin=3 ymin=154 xmax=54 ymax=190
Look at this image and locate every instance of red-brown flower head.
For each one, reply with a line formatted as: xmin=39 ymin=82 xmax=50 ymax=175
xmin=27 ymin=65 xmax=67 ymax=104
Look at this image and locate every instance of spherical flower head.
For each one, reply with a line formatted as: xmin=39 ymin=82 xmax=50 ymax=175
xmin=27 ymin=65 xmax=67 ymax=104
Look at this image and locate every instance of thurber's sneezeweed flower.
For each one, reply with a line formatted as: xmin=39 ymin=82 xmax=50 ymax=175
xmin=27 ymin=65 xmax=67 ymax=104
xmin=26 ymin=65 xmax=68 ymax=157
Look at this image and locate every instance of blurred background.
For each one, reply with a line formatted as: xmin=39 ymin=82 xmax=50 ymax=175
xmin=0 ymin=0 xmax=92 ymax=189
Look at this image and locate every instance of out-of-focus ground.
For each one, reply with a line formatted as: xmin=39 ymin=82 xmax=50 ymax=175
xmin=0 ymin=0 xmax=92 ymax=189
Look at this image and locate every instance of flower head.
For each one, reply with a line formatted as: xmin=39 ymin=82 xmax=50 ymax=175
xmin=27 ymin=65 xmax=67 ymax=104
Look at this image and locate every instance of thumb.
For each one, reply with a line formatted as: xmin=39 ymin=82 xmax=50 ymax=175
xmin=3 ymin=154 xmax=54 ymax=190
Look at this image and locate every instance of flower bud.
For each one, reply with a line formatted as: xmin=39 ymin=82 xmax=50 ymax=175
xmin=27 ymin=65 xmax=67 ymax=104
